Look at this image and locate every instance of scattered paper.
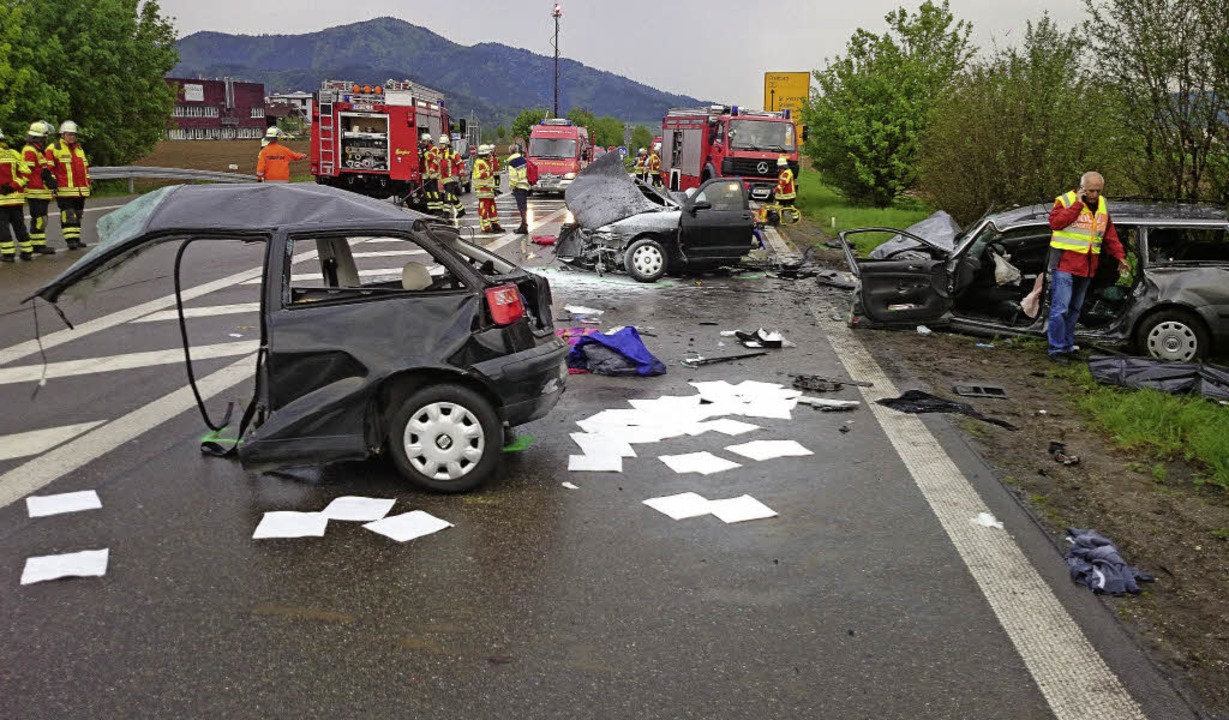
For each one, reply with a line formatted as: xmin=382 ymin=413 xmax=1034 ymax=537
xmin=26 ymin=490 xmax=102 ymax=518
xmin=570 ymin=432 xmax=636 ymax=458
xmin=321 ymin=496 xmax=396 ymax=522
xmin=253 ymin=511 xmax=329 ymax=539
xmin=21 ymin=549 xmax=109 ymax=585
xmin=562 ymin=482 xmax=580 ymax=490
xmin=725 ymin=440 xmax=813 ymax=461
xmin=700 ymin=419 xmax=763 ymax=436
xmin=228 ymin=333 xmax=244 ymax=338
xmin=797 ymin=396 xmax=861 ymax=411
xmin=568 ymin=453 xmax=624 ymax=472
xmin=659 ymin=452 xmax=742 ymax=475
xmin=707 ymin=495 xmax=778 ymax=524
xmin=563 ymin=305 xmax=604 ymax=316
xmin=643 ymin=492 xmax=712 ymax=520
xmin=363 ymin=511 xmax=453 ymax=543
xmin=972 ymin=512 xmax=1004 ymax=529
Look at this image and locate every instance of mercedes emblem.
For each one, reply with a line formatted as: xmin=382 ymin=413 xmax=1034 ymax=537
xmin=757 ymin=161 xmax=769 ymax=174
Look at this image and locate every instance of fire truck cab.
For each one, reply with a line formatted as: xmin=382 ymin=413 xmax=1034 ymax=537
xmin=660 ymin=105 xmax=799 ymax=201
xmin=527 ymin=118 xmax=591 ymax=195
xmin=311 ymin=79 xmax=452 ymax=203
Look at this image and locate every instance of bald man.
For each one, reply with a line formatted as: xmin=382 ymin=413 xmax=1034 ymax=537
xmin=1045 ymin=172 xmax=1130 ymax=362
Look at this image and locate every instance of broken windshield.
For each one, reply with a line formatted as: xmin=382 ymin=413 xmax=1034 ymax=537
xmin=729 ymin=119 xmax=796 ymax=152
xmin=529 ymin=138 xmax=577 ymax=159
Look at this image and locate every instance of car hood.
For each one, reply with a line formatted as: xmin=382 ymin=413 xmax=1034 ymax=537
xmin=867 ymin=210 xmax=961 ymax=259
xmin=564 ymin=151 xmax=665 ymax=229
xmin=31 ymin=183 xmax=429 ymax=305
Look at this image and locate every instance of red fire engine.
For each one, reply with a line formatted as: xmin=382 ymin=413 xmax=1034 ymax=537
xmin=310 ymin=79 xmax=455 ymax=207
xmin=659 ymin=104 xmax=800 ymax=201
xmin=526 ymin=118 xmax=591 ymax=195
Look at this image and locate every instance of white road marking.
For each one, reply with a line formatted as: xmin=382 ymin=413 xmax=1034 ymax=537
xmin=133 ymin=303 xmax=261 ymax=323
xmin=0 ymin=422 xmax=106 ymax=461
xmin=816 ymin=311 xmax=1146 ymax=720
xmin=0 ymin=341 xmax=259 ymax=385
xmin=0 ymin=355 xmax=256 ymax=510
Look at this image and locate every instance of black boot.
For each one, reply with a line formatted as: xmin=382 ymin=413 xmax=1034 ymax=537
xmin=33 ymin=245 xmax=56 ymax=255
xmin=1 ymin=255 xmax=14 ymax=263
xmin=20 ymin=251 xmax=33 ymax=261
xmin=515 ymin=224 xmax=529 ymax=235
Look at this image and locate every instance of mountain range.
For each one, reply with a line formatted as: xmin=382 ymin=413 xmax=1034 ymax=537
xmin=173 ymin=17 xmax=705 ymax=127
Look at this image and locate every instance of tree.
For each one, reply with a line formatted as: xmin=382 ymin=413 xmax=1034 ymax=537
xmin=589 ymin=116 xmax=625 ymax=148
xmin=495 ymin=125 xmax=507 ymax=140
xmin=802 ymin=1 xmax=973 ymax=207
xmin=3 ymin=0 xmax=178 ymax=166
xmin=511 ymin=107 xmax=550 ymax=147
xmin=1088 ymin=0 xmax=1229 ymax=201
xmin=918 ymin=15 xmax=1126 ymax=224
xmin=630 ymin=125 xmax=653 ymax=153
xmin=565 ymin=106 xmax=597 ymax=134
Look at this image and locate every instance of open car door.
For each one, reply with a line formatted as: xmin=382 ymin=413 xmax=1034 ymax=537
xmin=839 ymin=227 xmax=954 ymax=326
xmin=679 ymin=179 xmax=754 ymax=263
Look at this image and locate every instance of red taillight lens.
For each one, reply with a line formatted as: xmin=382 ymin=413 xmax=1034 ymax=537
xmin=485 ymin=284 xmax=524 ymax=326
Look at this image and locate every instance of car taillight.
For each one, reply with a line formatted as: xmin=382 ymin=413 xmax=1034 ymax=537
xmin=485 ymin=284 xmax=525 ymax=326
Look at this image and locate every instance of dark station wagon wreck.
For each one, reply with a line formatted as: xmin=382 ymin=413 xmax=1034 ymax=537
xmin=33 ymin=184 xmax=568 ymax=492
xmin=840 ymin=201 xmax=1229 ymax=361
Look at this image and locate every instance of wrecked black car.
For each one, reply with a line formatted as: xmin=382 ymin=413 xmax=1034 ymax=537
xmin=33 ymin=183 xmax=567 ymax=492
xmin=555 ymin=151 xmax=755 ymax=282
xmin=839 ymin=201 xmax=1229 ymax=361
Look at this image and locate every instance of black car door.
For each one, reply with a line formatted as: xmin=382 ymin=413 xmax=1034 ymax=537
xmin=839 ymin=228 xmax=953 ymax=325
xmin=679 ymin=179 xmax=754 ymax=263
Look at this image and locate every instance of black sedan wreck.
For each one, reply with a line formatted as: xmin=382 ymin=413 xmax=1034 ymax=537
xmin=555 ymin=151 xmax=756 ymax=282
xmin=839 ymin=201 xmax=1229 ymax=361
xmin=33 ymin=183 xmax=567 ymax=492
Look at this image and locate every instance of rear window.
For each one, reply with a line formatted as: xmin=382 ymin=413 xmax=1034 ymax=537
xmin=1147 ymin=226 xmax=1229 ymax=264
xmin=286 ymin=234 xmax=467 ymax=304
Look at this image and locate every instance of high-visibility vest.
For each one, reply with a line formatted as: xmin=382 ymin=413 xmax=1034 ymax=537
xmin=21 ymin=142 xmax=54 ymax=199
xmin=474 ymin=158 xmax=495 ymax=198
xmin=0 ymin=147 xmax=30 ymax=206
xmin=776 ymin=169 xmax=796 ymax=200
xmin=507 ymin=153 xmax=530 ymax=190
xmin=648 ymin=153 xmax=661 ymax=173
xmin=424 ymin=146 xmax=441 ymax=178
xmin=1050 ymin=191 xmax=1108 ymax=255
xmin=634 ymin=154 xmax=647 ymax=173
xmin=48 ymin=140 xmax=90 ymax=197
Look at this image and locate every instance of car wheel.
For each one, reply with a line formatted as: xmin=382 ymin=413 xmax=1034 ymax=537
xmin=1137 ymin=309 xmax=1209 ymax=362
xmin=625 ymin=237 xmax=667 ymax=283
xmin=387 ymin=384 xmax=501 ymax=493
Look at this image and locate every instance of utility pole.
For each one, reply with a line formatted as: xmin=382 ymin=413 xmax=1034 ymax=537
xmin=552 ymin=2 xmax=563 ymax=118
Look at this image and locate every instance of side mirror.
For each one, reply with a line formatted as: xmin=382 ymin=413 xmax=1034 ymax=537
xmin=691 ymin=200 xmax=712 ymax=213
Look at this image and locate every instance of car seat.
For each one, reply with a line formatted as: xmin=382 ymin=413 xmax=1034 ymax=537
xmin=401 ymin=261 xmax=433 ymax=291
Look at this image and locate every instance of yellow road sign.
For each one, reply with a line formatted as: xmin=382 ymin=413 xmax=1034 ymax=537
xmin=763 ymin=72 xmax=810 ymax=114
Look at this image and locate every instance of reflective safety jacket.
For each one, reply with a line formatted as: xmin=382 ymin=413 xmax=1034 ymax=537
xmin=448 ymin=150 xmax=465 ymax=181
xmin=474 ymin=158 xmax=495 ymax=199
xmin=424 ymin=146 xmax=442 ymax=179
xmin=1048 ymin=192 xmax=1125 ymax=278
xmin=633 ymin=154 xmax=647 ymax=173
xmin=648 ymin=153 xmax=661 ymax=174
xmin=48 ymin=140 xmax=90 ymax=197
xmin=775 ymin=168 xmax=796 ymax=201
xmin=256 ymin=141 xmax=307 ymax=182
xmin=22 ymin=141 xmax=54 ymax=200
xmin=507 ymin=153 xmax=531 ymax=191
xmin=0 ymin=146 xmax=30 ymax=206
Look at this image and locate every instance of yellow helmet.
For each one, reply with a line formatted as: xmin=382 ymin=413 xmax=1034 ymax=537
xmin=27 ymin=122 xmax=47 ymax=139
xmin=59 ymin=120 xmax=80 ymax=135
xmin=777 ymin=155 xmax=789 ymax=167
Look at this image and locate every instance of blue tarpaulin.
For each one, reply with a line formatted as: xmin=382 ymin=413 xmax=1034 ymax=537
xmin=567 ymin=327 xmax=667 ymax=377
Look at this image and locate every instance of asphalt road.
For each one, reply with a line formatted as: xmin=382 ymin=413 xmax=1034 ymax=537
xmin=0 ymin=188 xmax=1198 ymax=719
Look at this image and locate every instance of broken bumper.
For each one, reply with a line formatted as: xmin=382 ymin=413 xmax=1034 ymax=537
xmin=473 ymin=337 xmax=569 ymax=426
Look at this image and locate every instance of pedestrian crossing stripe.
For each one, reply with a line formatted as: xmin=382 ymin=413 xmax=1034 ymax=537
xmin=0 ymin=422 xmax=106 ymax=462
xmin=0 ymin=341 xmax=260 ymax=386
xmin=134 ymin=303 xmax=261 ymax=323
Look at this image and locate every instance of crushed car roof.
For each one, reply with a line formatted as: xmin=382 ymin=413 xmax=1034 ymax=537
xmin=991 ymin=200 xmax=1229 ymax=229
xmin=564 ymin=150 xmax=662 ymax=229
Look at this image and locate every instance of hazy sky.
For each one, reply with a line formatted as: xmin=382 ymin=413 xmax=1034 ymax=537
xmin=161 ymin=0 xmax=1088 ymax=108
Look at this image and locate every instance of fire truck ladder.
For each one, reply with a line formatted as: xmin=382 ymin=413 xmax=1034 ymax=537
xmin=317 ymin=99 xmax=335 ymax=175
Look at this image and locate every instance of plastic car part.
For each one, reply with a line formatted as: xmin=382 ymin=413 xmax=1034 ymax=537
xmin=388 ymin=383 xmax=501 ymax=493
xmin=952 ymin=384 xmax=1008 ymax=399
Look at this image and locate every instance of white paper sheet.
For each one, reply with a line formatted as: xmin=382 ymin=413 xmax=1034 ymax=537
xmin=21 ymin=549 xmax=109 ymax=585
xmin=698 ymin=419 xmax=763 ymax=436
xmin=570 ymin=432 xmax=637 ymax=458
xmin=707 ymin=495 xmax=778 ymax=523
xmin=738 ymin=400 xmax=796 ymax=420
xmin=26 ymin=490 xmax=102 ymax=518
xmin=568 ymin=453 xmax=624 ymax=472
xmin=252 ymin=511 xmax=329 ymax=539
xmin=562 ymin=482 xmax=580 ymax=490
xmin=643 ymin=492 xmax=712 ymax=520
xmin=321 ymin=496 xmax=397 ymax=522
xmin=363 ymin=511 xmax=454 ymax=542
xmin=972 ymin=512 xmax=1004 ymax=529
xmin=659 ymin=452 xmax=742 ymax=475
xmin=563 ymin=305 xmax=604 ymax=315
xmin=725 ymin=440 xmax=814 ymax=461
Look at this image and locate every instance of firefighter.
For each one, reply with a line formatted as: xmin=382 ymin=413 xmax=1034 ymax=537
xmin=506 ymin=144 xmax=531 ymax=234
xmin=473 ymin=145 xmax=504 ymax=234
xmin=256 ymin=127 xmax=307 ymax=183
xmin=47 ymin=120 xmax=90 ymax=250
xmin=634 ymin=147 xmax=649 ymax=183
xmin=0 ymin=128 xmax=34 ymax=262
xmin=446 ymin=138 xmax=466 ymax=217
xmin=421 ymin=132 xmax=442 ymax=214
xmin=22 ymin=121 xmax=56 ymax=255
xmin=492 ymin=147 xmax=502 ymax=193
xmin=774 ymin=155 xmax=796 ymax=207
xmin=648 ymin=144 xmax=663 ymax=187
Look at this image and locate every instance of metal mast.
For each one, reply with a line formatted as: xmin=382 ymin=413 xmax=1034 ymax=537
xmin=552 ymin=3 xmax=563 ymax=117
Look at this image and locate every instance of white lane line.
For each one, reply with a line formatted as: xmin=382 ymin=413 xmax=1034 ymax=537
xmin=0 ymin=422 xmax=106 ymax=461
xmin=0 ymin=341 xmax=259 ymax=385
xmin=816 ymin=310 xmax=1145 ymax=720
xmin=133 ymin=303 xmax=261 ymax=323
xmin=0 ymin=355 xmax=256 ymax=510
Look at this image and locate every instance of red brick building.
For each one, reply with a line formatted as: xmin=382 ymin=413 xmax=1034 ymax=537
xmin=165 ymin=77 xmax=268 ymax=140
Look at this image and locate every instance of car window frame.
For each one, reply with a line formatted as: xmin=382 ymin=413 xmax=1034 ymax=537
xmin=1140 ymin=222 xmax=1229 ymax=267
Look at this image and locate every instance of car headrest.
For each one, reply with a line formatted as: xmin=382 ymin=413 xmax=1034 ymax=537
xmin=401 ymin=261 xmax=432 ymax=291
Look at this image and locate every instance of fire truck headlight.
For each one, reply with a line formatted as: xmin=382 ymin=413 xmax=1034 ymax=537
xmin=564 ymin=172 xmax=576 ymax=180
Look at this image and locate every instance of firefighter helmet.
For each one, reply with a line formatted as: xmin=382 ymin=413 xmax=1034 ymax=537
xmin=437 ymin=134 xmax=449 ymax=145
xmin=59 ymin=120 xmax=80 ymax=135
xmin=477 ymin=144 xmax=491 ymax=155
xmin=777 ymin=155 xmax=788 ymax=167
xmin=27 ymin=122 xmax=47 ymax=139
xmin=421 ymin=132 xmax=432 ymax=144
xmin=638 ymin=147 xmax=646 ymax=155
xmin=265 ymin=127 xmax=283 ymax=140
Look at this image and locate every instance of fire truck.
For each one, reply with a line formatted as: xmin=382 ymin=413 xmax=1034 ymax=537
xmin=527 ymin=118 xmax=591 ymax=195
xmin=659 ymin=104 xmax=801 ymax=201
xmin=310 ymin=79 xmax=457 ymax=207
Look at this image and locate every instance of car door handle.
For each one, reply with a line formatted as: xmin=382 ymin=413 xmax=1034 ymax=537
xmin=741 ymin=213 xmax=752 ymax=220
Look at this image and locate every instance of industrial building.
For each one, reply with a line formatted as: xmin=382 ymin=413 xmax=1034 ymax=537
xmin=164 ymin=77 xmax=268 ymax=140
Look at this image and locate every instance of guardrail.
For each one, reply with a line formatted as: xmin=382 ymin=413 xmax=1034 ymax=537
xmin=91 ymin=166 xmax=257 ymax=192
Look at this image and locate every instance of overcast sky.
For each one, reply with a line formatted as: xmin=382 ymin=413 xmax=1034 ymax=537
xmin=161 ymin=0 xmax=1089 ymax=108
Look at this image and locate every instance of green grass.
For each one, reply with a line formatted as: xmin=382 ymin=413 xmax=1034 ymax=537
xmin=794 ymin=171 xmax=934 ymax=254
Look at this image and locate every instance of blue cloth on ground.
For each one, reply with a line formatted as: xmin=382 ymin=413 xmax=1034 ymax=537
xmin=567 ymin=327 xmax=666 ymax=377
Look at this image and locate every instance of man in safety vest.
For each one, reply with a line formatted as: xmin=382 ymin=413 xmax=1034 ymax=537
xmin=1045 ymin=172 xmax=1129 ymax=363
xmin=473 ymin=145 xmax=504 ymax=234
xmin=444 ymin=137 xmax=466 ymax=218
xmin=506 ymin=144 xmax=531 ymax=234
xmin=648 ymin=145 xmax=663 ymax=187
xmin=47 ymin=121 xmax=90 ymax=250
xmin=21 ymin=121 xmax=57 ymax=255
xmin=633 ymin=147 xmax=649 ymax=184
xmin=434 ymin=135 xmax=462 ymax=219
xmin=420 ymin=133 xmax=443 ymax=215
xmin=774 ymin=156 xmax=796 ymax=207
xmin=0 ymin=128 xmax=34 ymax=262
xmin=256 ymin=127 xmax=307 ymax=183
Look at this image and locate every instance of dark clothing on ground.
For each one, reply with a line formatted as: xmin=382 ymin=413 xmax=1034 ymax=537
xmin=1064 ymin=528 xmax=1155 ymax=596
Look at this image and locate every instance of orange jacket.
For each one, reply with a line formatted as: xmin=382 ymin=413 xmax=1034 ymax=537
xmin=256 ymin=142 xmax=307 ymax=182
xmin=48 ymin=140 xmax=90 ymax=197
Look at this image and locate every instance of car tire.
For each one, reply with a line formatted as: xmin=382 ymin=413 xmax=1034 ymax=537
xmin=387 ymin=384 xmax=501 ymax=493
xmin=1136 ymin=308 xmax=1210 ymax=362
xmin=625 ymin=236 xmax=668 ymax=283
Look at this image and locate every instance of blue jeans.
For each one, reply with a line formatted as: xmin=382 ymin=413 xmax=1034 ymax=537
xmin=1047 ymin=270 xmax=1091 ymax=355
